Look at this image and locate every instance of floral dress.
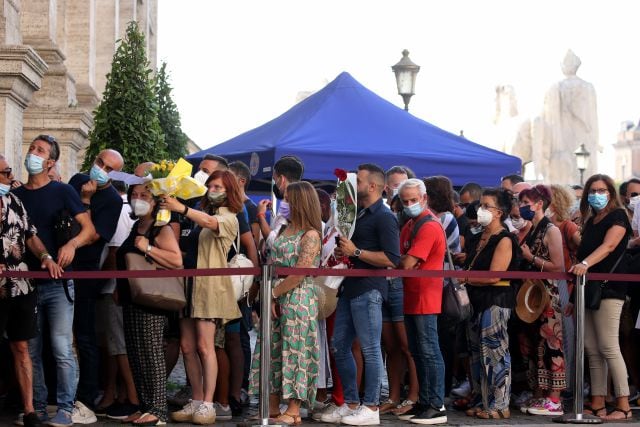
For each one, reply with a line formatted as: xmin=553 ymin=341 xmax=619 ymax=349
xmin=521 ymin=217 xmax=566 ymax=392
xmin=249 ymin=230 xmax=321 ymax=404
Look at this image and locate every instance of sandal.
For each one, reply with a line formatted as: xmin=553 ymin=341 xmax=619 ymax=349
xmin=601 ymin=407 xmax=632 ymax=421
xmin=275 ymin=412 xmax=302 ymax=425
xmin=121 ymin=411 xmax=142 ymax=423
xmin=476 ymin=408 xmax=511 ymax=419
xmin=583 ymin=405 xmax=606 ymax=417
xmin=379 ymin=399 xmax=399 ymax=414
xmin=133 ymin=412 xmax=166 ymax=426
xmin=465 ymin=406 xmax=482 ymax=417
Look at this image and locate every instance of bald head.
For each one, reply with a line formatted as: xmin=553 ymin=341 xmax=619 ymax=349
xmin=98 ymin=149 xmax=124 ymax=172
xmin=512 ymin=181 xmax=532 ymax=197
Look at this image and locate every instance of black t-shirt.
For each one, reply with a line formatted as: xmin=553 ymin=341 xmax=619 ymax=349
xmin=68 ymin=174 xmax=123 ymax=266
xmin=577 ymin=208 xmax=631 ymax=299
xmin=464 ymin=229 xmax=520 ymax=312
xmin=12 ymin=181 xmax=85 ymax=271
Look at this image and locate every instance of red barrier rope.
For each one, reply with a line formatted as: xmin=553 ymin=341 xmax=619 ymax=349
xmin=1 ymin=266 xmax=638 ymax=282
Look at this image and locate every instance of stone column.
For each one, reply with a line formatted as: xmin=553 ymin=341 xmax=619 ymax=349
xmin=94 ymin=0 xmax=117 ymax=96
xmin=0 ymin=1 xmax=48 ymax=175
xmin=21 ymin=0 xmax=93 ymax=180
xmin=65 ymin=0 xmax=98 ymax=109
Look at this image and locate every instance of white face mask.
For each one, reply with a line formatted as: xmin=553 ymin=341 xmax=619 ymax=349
xmin=511 ymin=216 xmax=526 ymax=230
xmin=544 ymin=207 xmax=555 ymax=219
xmin=476 ymin=207 xmax=493 ymax=227
xmin=629 ymin=195 xmax=640 ymax=212
xmin=194 ymin=170 xmax=209 ymax=186
xmin=131 ymin=199 xmax=151 ymax=217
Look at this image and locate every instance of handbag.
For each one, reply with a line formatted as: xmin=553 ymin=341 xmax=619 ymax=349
xmin=125 ymin=252 xmax=186 ymax=311
xmin=441 ymin=230 xmax=472 ymax=321
xmin=228 ymin=233 xmax=254 ymax=301
xmin=584 ymin=253 xmax=625 ymax=310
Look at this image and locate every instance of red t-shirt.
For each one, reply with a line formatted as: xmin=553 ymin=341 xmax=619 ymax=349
xmin=399 ymin=210 xmax=447 ymax=315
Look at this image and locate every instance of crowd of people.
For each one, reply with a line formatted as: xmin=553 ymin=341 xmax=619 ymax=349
xmin=0 ymin=134 xmax=639 ymax=426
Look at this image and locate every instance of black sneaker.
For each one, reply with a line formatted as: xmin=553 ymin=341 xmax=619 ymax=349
xmin=22 ymin=412 xmax=43 ymax=427
xmin=398 ymin=403 xmax=426 ymax=421
xmin=106 ymin=402 xmax=140 ymax=420
xmin=409 ymin=407 xmax=447 ymax=425
xmin=229 ymin=396 xmax=243 ymax=416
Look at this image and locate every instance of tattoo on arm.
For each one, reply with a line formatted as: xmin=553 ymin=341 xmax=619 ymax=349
xmin=297 ymin=231 xmax=321 ymax=268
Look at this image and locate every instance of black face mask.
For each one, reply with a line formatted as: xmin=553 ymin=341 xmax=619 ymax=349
xmin=272 ymin=178 xmax=284 ymax=200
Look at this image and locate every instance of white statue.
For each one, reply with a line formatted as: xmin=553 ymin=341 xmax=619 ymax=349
xmin=540 ymin=50 xmax=599 ymax=185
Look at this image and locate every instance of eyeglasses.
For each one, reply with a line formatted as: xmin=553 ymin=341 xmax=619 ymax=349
xmin=630 ymin=192 xmax=639 ymax=198
xmin=0 ymin=168 xmax=12 ymax=176
xmin=588 ymin=188 xmax=609 ymax=195
xmin=479 ymin=203 xmax=499 ymax=210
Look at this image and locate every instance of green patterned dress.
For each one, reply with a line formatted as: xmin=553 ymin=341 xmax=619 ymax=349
xmin=249 ymin=230 xmax=320 ymax=404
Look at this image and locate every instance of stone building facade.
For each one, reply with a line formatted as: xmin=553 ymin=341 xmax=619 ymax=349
xmin=0 ymin=0 xmax=158 ymax=181
xmin=614 ymin=120 xmax=640 ymax=181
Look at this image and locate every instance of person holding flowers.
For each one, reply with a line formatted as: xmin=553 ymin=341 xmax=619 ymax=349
xmin=160 ymin=170 xmax=243 ymax=425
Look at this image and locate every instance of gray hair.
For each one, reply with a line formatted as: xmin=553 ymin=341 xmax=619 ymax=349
xmin=398 ymin=178 xmax=426 ymax=197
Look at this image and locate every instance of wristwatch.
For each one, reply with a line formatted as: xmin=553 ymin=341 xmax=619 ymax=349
xmin=353 ymin=248 xmax=362 ymax=258
xmin=580 ymin=260 xmax=589 ymax=267
xmin=41 ymin=254 xmax=53 ymax=262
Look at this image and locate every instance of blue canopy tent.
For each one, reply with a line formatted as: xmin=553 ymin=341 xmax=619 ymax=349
xmin=188 ymin=72 xmax=521 ymax=186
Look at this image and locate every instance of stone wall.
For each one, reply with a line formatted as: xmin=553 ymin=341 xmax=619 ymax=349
xmin=0 ymin=0 xmax=157 ymax=181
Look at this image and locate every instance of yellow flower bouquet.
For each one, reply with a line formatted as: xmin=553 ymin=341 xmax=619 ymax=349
xmin=147 ymin=158 xmax=207 ymax=225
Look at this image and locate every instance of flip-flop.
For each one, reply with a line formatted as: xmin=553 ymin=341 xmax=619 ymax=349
xmin=601 ymin=407 xmax=632 ymax=421
xmin=275 ymin=412 xmax=302 ymax=426
xmin=476 ymin=408 xmax=510 ymax=419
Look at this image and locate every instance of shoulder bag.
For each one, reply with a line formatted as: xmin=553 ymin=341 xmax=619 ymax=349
xmin=125 ymin=226 xmax=186 ymax=311
xmin=584 ymin=252 xmax=625 ymax=310
xmin=228 ymin=232 xmax=254 ymax=301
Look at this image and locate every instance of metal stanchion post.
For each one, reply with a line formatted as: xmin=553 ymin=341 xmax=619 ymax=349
xmin=251 ymin=263 xmax=282 ymax=427
xmin=554 ymin=274 xmax=602 ymax=424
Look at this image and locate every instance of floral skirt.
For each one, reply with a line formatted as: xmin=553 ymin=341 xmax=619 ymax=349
xmin=249 ymin=281 xmax=320 ymax=404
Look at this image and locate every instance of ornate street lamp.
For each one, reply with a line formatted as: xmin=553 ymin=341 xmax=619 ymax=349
xmin=392 ymin=49 xmax=420 ymax=112
xmin=574 ymin=143 xmax=590 ymax=185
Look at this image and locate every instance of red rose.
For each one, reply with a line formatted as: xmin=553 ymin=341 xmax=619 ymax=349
xmin=334 ymin=168 xmax=348 ymax=181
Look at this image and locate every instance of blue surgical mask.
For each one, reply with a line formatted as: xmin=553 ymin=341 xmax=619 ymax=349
xmin=403 ymin=202 xmax=423 ymax=218
xmin=279 ymin=200 xmax=290 ymax=219
xmin=470 ymin=225 xmax=483 ymax=235
xmin=0 ymin=182 xmax=10 ymax=196
xmin=90 ymin=164 xmax=109 ymax=186
xmin=588 ymin=193 xmax=608 ymax=211
xmin=330 ymin=199 xmax=337 ymax=215
xmin=519 ymin=205 xmax=535 ymax=221
xmin=24 ymin=154 xmax=45 ymax=175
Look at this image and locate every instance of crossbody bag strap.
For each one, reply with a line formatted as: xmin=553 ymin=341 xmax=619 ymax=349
xmin=602 ymin=252 xmax=626 ymax=284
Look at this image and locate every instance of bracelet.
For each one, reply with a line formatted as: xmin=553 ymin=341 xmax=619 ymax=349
xmin=257 ymin=212 xmax=266 ymax=219
xmin=540 ymin=260 xmax=546 ymax=272
xmin=271 ymin=288 xmax=277 ymax=299
xmin=182 ymin=205 xmax=189 ymax=216
xmin=532 ymin=255 xmax=537 ymax=265
xmin=39 ymin=252 xmax=51 ymax=261
xmin=146 ymin=244 xmax=152 ymax=255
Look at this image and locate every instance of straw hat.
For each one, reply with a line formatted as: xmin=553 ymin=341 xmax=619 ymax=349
xmin=314 ymin=281 xmax=339 ymax=320
xmin=516 ymin=279 xmax=550 ymax=323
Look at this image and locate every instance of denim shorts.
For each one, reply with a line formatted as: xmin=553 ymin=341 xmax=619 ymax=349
xmin=382 ymin=277 xmax=404 ymax=322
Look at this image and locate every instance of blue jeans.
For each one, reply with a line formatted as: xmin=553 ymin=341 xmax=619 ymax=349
xmin=331 ymin=289 xmax=383 ymax=406
xmin=29 ymin=280 xmax=77 ymax=413
xmin=405 ymin=314 xmax=445 ymax=409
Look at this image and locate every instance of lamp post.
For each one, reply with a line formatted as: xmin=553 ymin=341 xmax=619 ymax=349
xmin=574 ymin=143 xmax=591 ymax=185
xmin=392 ymin=49 xmax=420 ymax=112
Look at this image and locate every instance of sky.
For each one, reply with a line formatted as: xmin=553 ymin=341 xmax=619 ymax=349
xmin=157 ymin=0 xmax=640 ymax=177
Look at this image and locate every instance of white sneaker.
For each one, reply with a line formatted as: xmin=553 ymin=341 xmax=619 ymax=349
xmin=340 ymin=405 xmax=380 ymax=426
xmin=171 ymin=400 xmax=200 ymax=423
xmin=71 ymin=401 xmax=97 ymax=424
xmin=192 ymin=402 xmax=216 ymax=425
xmin=319 ymin=403 xmax=356 ymax=423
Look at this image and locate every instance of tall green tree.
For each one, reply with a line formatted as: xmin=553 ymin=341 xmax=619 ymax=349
xmin=83 ymin=21 xmax=165 ymax=172
xmin=156 ymin=62 xmax=188 ymax=160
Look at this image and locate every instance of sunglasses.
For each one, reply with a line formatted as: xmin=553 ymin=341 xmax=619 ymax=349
xmin=630 ymin=192 xmax=639 ymax=198
xmin=0 ymin=168 xmax=12 ymax=176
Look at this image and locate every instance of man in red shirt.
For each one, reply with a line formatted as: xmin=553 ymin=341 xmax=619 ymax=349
xmin=397 ymin=178 xmax=447 ymax=425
